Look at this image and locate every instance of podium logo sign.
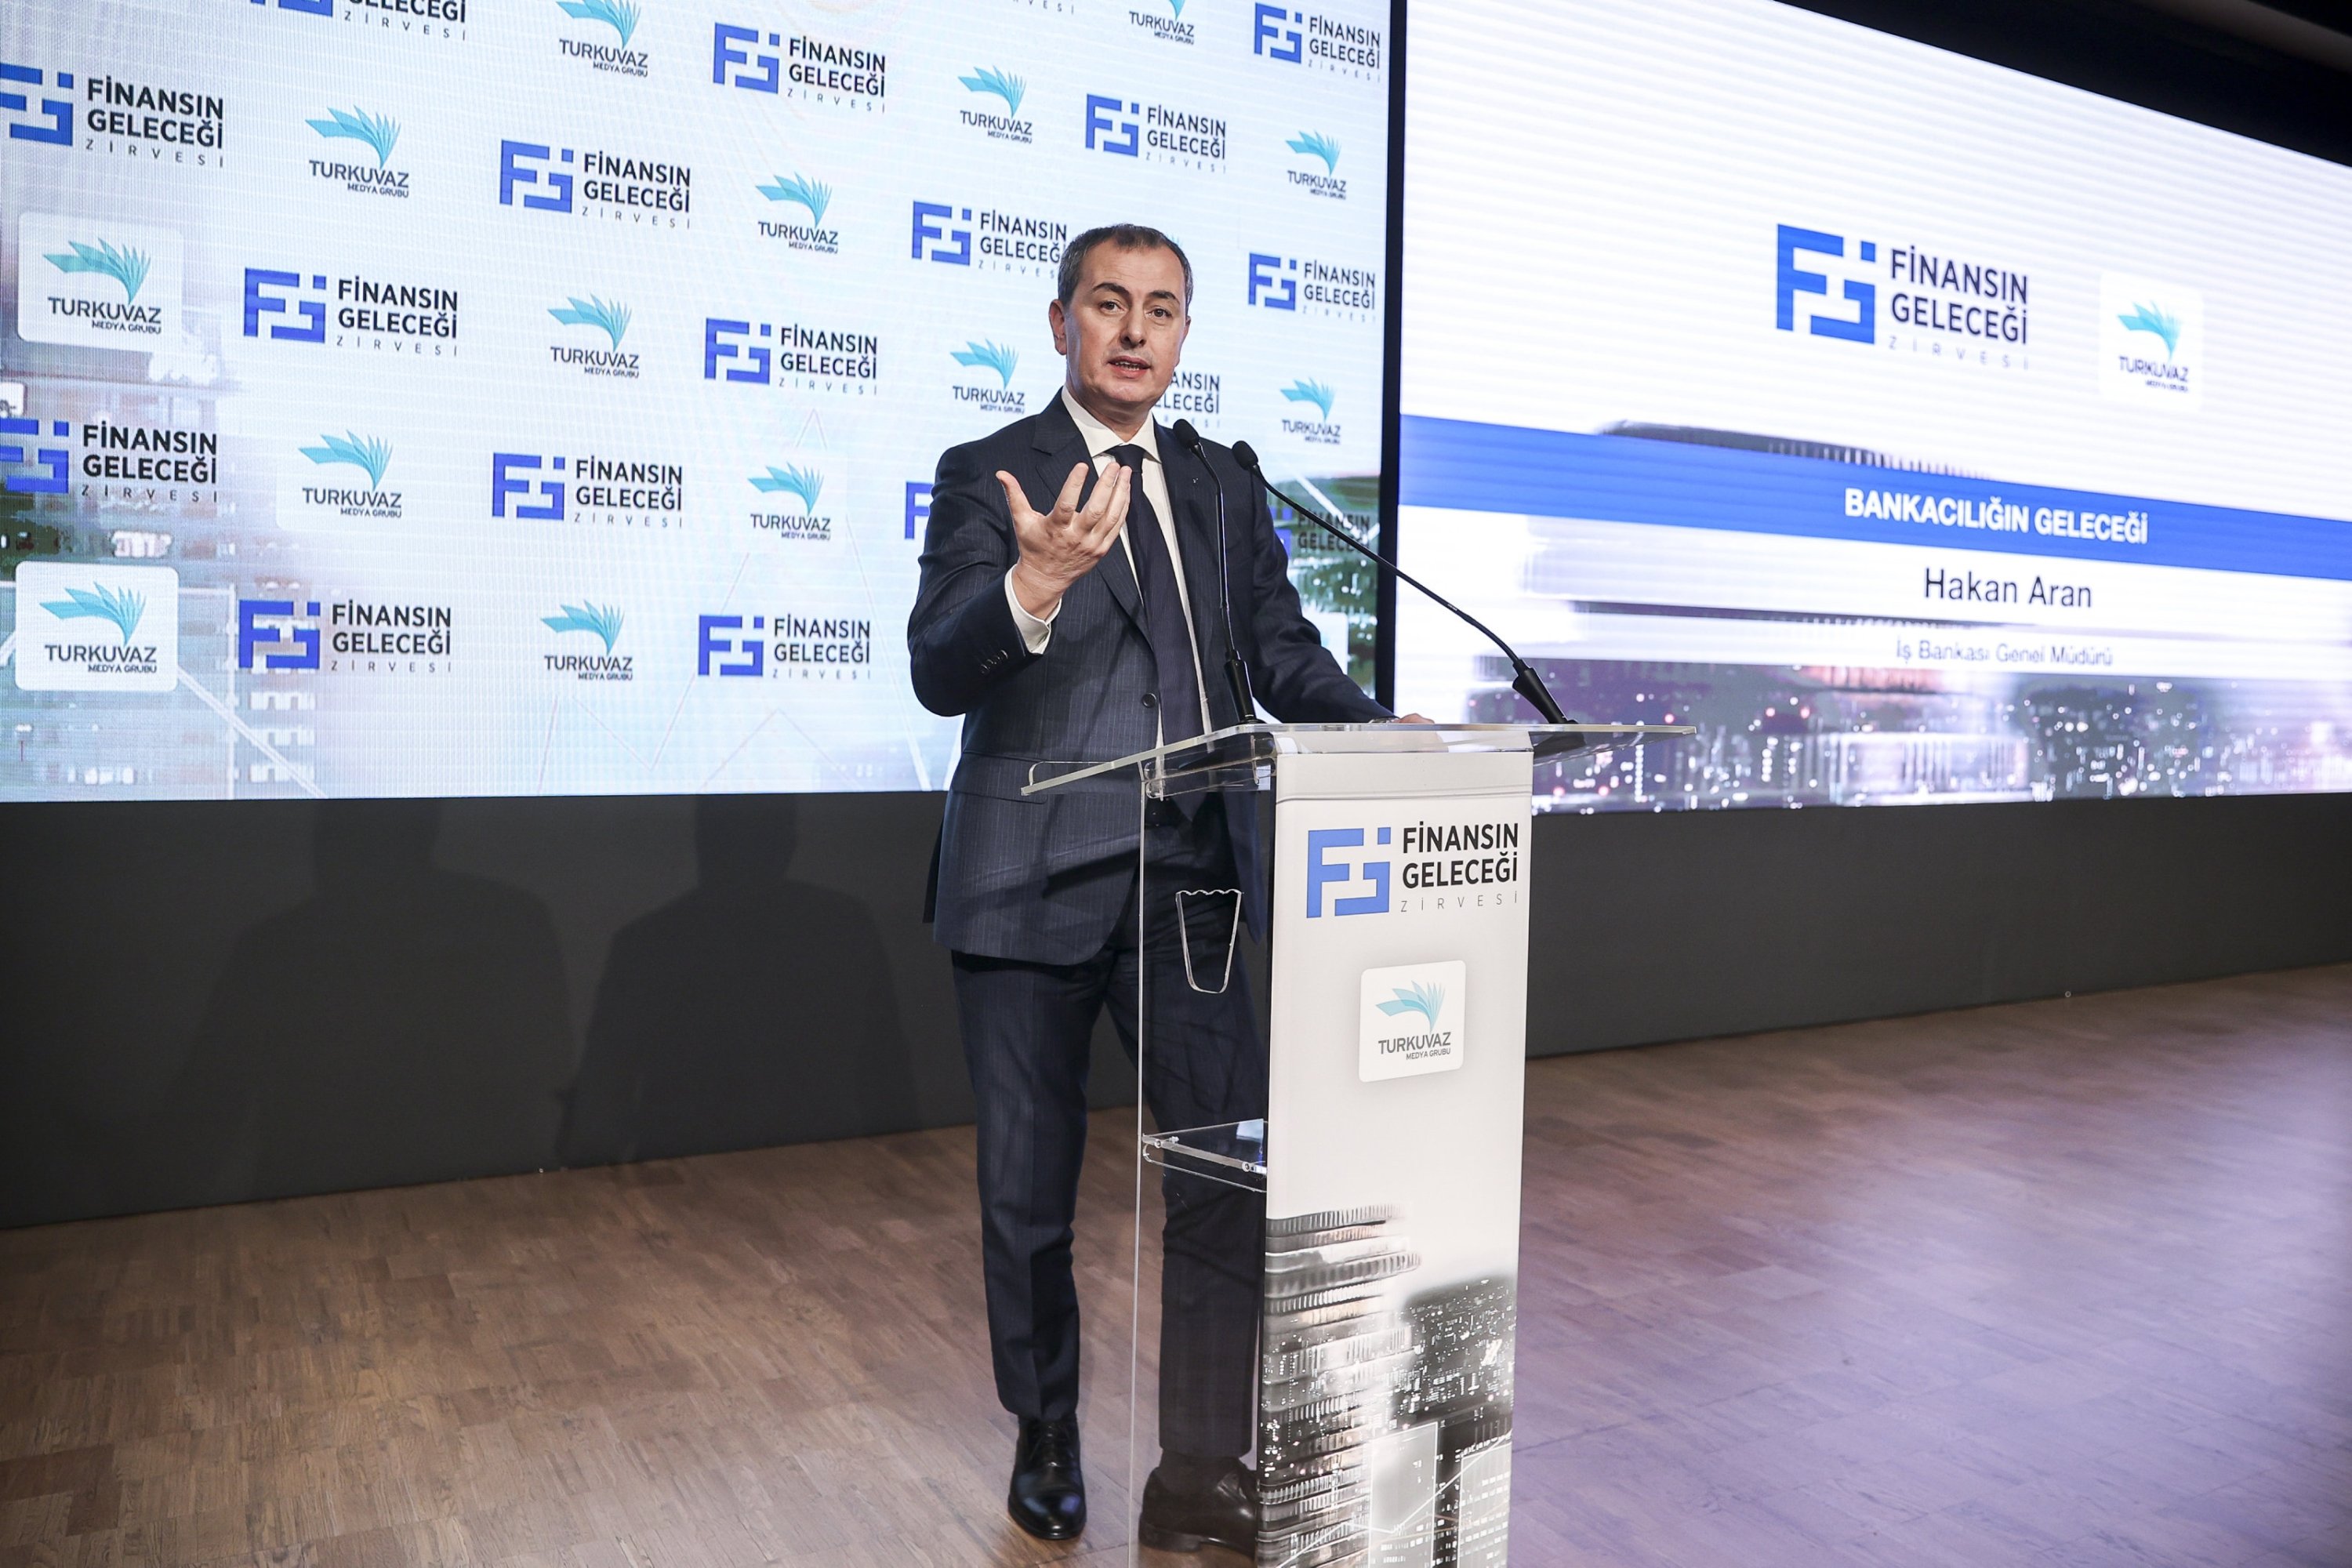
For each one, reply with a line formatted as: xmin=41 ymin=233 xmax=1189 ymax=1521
xmin=1358 ymin=960 xmax=1464 ymax=1081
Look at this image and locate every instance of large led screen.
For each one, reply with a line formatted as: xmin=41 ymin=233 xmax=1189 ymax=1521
xmin=1398 ymin=0 xmax=2352 ymax=810
xmin=0 ymin=0 xmax=1388 ymax=800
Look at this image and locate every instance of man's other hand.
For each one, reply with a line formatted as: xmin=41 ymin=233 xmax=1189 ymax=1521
xmin=1003 ymin=462 xmax=1131 ymax=620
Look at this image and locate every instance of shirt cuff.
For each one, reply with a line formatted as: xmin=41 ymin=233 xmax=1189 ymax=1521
xmin=1005 ymin=569 xmax=1060 ymax=654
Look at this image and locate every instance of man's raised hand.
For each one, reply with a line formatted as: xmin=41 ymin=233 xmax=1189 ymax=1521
xmin=1003 ymin=460 xmax=1130 ymax=620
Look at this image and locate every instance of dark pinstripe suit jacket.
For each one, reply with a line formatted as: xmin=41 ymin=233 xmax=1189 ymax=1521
xmin=909 ymin=397 xmax=1388 ymax=964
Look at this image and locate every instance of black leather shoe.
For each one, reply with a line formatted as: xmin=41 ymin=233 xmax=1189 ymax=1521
xmin=1138 ymin=1460 xmax=1256 ymax=1555
xmin=1007 ymin=1417 xmax=1086 ymax=1541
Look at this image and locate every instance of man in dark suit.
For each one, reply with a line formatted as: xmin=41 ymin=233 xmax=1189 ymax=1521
xmin=909 ymin=223 xmax=1392 ymax=1552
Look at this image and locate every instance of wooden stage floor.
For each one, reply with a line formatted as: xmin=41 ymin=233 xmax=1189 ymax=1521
xmin=4 ymin=966 xmax=2348 ymax=1567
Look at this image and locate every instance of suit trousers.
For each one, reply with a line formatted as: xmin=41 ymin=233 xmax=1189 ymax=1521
xmin=951 ymin=794 xmax=1265 ymax=1458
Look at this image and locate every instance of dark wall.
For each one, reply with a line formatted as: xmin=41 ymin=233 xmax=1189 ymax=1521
xmin=7 ymin=786 xmax=2350 ymax=1229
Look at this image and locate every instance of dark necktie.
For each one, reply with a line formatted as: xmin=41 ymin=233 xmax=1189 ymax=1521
xmin=1110 ymin=443 xmax=1203 ymax=745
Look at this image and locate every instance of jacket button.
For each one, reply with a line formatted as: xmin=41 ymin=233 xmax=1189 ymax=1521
xmin=1142 ymin=692 xmax=1158 ymax=709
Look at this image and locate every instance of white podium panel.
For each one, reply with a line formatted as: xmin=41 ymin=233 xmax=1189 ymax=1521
xmin=1027 ymin=721 xmax=1687 ymax=1566
xmin=1261 ymin=747 xmax=1531 ymax=1566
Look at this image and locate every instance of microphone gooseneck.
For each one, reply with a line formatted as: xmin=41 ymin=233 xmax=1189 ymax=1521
xmin=1229 ymin=441 xmax=1572 ymax=727
xmin=1169 ymin=418 xmax=1259 ymax=724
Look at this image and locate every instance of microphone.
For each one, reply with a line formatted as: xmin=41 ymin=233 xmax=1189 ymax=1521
xmin=1169 ymin=418 xmax=1260 ymax=724
xmin=1229 ymin=441 xmax=1572 ymax=727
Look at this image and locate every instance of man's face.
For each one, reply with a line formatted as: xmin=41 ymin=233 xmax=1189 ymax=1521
xmin=1049 ymin=242 xmax=1189 ymax=426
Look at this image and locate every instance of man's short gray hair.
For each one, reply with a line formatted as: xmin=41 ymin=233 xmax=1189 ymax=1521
xmin=1055 ymin=223 xmax=1195 ymax=308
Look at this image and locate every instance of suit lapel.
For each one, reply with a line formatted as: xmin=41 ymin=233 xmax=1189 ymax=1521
xmin=1167 ymin=433 xmax=1236 ymax=727
xmin=1030 ymin=400 xmax=1142 ymax=630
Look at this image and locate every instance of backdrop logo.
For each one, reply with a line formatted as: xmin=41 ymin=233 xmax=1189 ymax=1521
xmin=1252 ymin=5 xmax=1383 ymax=75
xmin=1358 ymin=960 xmax=1465 ymax=1082
xmin=245 ymin=0 xmax=470 ymax=40
xmin=1778 ymin=223 xmax=2033 ymax=370
xmin=2099 ymin=272 xmax=2201 ymax=410
xmin=1085 ymin=93 xmax=1225 ymax=168
xmin=951 ymin=340 xmax=1025 ymax=415
xmin=2 ymin=64 xmax=74 ymax=146
xmin=298 ymin=432 xmax=401 ymax=517
xmin=1307 ymin=818 xmax=1522 ymax=918
xmin=556 ymin=0 xmax=650 ymax=78
xmin=241 ymin=266 xmax=459 ymax=357
xmin=698 ymin=611 xmax=872 ymax=678
xmin=499 ymin=139 xmax=692 ymax=230
xmin=543 ymin=601 xmax=633 ymax=680
xmin=958 ymin=67 xmax=1033 ymax=143
xmin=705 ymin=316 xmax=881 ymax=394
xmin=241 ymin=597 xmax=453 ymax=673
xmin=17 ymin=212 xmax=184 ymax=347
xmin=1285 ymin=130 xmax=1345 ymax=198
xmin=7 ymin=414 xmax=219 ymax=503
xmin=912 ymin=201 xmax=1067 ymax=274
xmin=0 ymin=415 xmax=71 ymax=494
xmin=13 ymin=563 xmax=177 ymax=692
xmin=495 ymin=452 xmax=686 ymax=526
xmin=699 ymin=613 xmax=765 ymax=676
xmin=750 ymin=463 xmax=834 ymax=541
xmin=548 ymin=295 xmax=641 ymax=379
xmin=1162 ymin=368 xmax=1221 ymax=419
xmin=714 ymin=25 xmax=886 ymax=108
xmin=757 ymin=172 xmax=840 ymax=252
xmin=4 ymin=66 xmax=228 ymax=165
xmin=1279 ymin=379 xmax=1341 ymax=445
xmin=306 ymin=106 xmax=408 ymax=196
xmin=1130 ymin=0 xmax=1196 ymax=46
xmin=1249 ymin=252 xmax=1376 ymax=318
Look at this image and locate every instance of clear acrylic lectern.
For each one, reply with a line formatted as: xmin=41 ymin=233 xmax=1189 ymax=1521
xmin=1023 ymin=721 xmax=1689 ymax=1566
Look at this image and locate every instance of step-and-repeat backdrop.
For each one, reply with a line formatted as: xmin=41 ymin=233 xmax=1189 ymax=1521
xmin=0 ymin=0 xmax=1388 ymax=798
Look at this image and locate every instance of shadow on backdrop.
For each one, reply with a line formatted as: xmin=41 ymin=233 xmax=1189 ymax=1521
xmin=145 ymin=800 xmax=575 ymax=1205
xmin=560 ymin=794 xmax=919 ymax=1166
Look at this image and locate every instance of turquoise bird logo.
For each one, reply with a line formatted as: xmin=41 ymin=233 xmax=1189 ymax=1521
xmin=1376 ymin=982 xmax=1445 ymax=1031
xmin=751 ymin=464 xmax=826 ymax=512
xmin=557 ymin=0 xmax=640 ymax=45
xmin=43 ymin=239 xmax=151 ymax=303
xmin=42 ymin=583 xmax=146 ymax=644
xmin=960 ymin=67 xmax=1026 ymax=118
xmin=2116 ymin=303 xmax=2181 ymax=358
xmin=1287 ymin=131 xmax=1340 ymax=173
xmin=756 ymin=172 xmax=833 ymax=228
xmin=953 ymin=340 xmax=1020 ymax=387
xmin=306 ymin=106 xmax=401 ymax=167
xmin=543 ymin=602 xmax=624 ymax=653
xmin=549 ymin=295 xmax=632 ymax=350
xmin=1282 ymin=379 xmax=1336 ymax=420
xmin=299 ymin=432 xmax=393 ymax=489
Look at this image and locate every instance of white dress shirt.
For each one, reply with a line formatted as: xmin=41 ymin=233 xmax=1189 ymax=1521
xmin=1004 ymin=388 xmax=1214 ymax=737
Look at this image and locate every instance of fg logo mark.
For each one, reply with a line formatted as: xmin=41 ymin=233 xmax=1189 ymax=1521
xmin=1307 ymin=827 xmax=1392 ymax=917
xmin=712 ymin=24 xmax=781 ymax=91
xmin=904 ymin=481 xmax=932 ymax=540
xmin=911 ymin=202 xmax=972 ymax=264
xmin=1248 ymin=253 xmax=1298 ymax=310
xmin=1 ymin=64 xmax=73 ymax=143
xmin=703 ymin=318 xmax=773 ymax=382
xmin=1254 ymin=4 xmax=1304 ymax=61
xmin=0 ymin=417 xmax=71 ymax=493
xmin=492 ymin=454 xmax=565 ymax=520
xmin=1776 ymin=224 xmax=1875 ymax=343
xmin=499 ymin=141 xmax=575 ymax=212
xmin=238 ymin=601 xmax=322 ymax=671
xmin=242 ymin=269 xmax=327 ymax=341
xmin=1083 ymin=96 xmax=1139 ymax=156
xmin=699 ymin=614 xmax=764 ymax=676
